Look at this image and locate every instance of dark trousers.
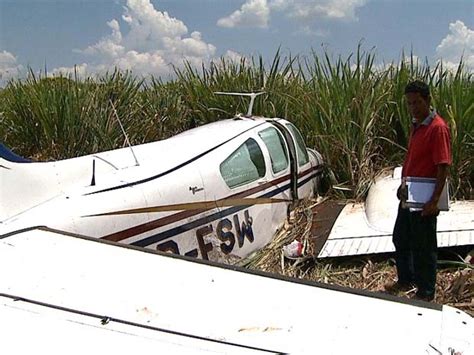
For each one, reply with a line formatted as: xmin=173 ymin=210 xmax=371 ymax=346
xmin=392 ymin=205 xmax=438 ymax=296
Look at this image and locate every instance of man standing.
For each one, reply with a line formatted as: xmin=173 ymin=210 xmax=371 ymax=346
xmin=386 ymin=80 xmax=451 ymax=301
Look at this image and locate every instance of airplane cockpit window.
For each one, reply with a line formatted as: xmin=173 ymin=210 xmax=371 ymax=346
xmin=258 ymin=127 xmax=289 ymax=174
xmin=285 ymin=123 xmax=309 ymax=166
xmin=220 ymin=138 xmax=266 ymax=188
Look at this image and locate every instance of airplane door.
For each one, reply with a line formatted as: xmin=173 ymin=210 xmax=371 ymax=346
xmin=284 ymin=122 xmax=313 ymax=198
xmin=270 ymin=121 xmax=299 ymax=200
xmin=271 ymin=121 xmax=313 ymax=200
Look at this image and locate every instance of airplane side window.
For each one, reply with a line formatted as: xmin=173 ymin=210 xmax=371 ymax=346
xmin=220 ymin=138 xmax=266 ymax=188
xmin=258 ymin=127 xmax=289 ymax=174
xmin=286 ymin=123 xmax=309 ymax=166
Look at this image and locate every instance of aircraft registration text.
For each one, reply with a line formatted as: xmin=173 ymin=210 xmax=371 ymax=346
xmin=156 ymin=210 xmax=254 ymax=260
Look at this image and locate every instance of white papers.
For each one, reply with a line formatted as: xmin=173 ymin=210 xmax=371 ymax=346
xmin=403 ymin=177 xmax=449 ymax=211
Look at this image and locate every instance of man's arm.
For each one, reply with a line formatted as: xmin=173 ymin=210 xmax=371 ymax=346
xmin=422 ymin=163 xmax=449 ymax=216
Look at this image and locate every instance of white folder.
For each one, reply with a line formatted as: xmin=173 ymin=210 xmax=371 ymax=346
xmin=403 ymin=177 xmax=450 ymax=211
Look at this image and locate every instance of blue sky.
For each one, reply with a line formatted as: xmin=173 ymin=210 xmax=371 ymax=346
xmin=0 ymin=0 xmax=473 ymax=83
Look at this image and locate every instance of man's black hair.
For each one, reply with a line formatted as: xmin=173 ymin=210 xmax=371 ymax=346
xmin=405 ymin=80 xmax=430 ymax=99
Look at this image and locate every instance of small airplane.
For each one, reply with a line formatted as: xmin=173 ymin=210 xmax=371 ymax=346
xmin=0 ymin=93 xmax=324 ymax=263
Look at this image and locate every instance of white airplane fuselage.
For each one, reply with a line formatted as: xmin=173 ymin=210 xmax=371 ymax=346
xmin=0 ymin=117 xmax=323 ymax=263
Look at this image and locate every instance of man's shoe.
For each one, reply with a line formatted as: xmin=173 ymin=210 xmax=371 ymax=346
xmin=384 ymin=281 xmax=416 ymax=294
xmin=412 ymin=291 xmax=435 ymax=302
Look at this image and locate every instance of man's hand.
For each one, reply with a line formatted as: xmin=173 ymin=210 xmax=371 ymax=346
xmin=422 ymin=200 xmax=439 ymax=216
xmin=422 ymin=164 xmax=449 ymax=216
xmin=397 ymin=184 xmax=408 ymax=201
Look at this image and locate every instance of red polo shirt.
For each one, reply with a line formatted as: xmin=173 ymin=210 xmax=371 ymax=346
xmin=402 ymin=113 xmax=451 ymax=178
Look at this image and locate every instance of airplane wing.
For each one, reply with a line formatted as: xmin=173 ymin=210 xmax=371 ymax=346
xmin=312 ymin=168 xmax=474 ymax=258
xmin=0 ymin=227 xmax=472 ymax=354
xmin=0 ymin=295 xmax=270 ymax=355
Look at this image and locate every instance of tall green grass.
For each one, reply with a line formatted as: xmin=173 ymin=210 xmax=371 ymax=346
xmin=0 ymin=50 xmax=472 ymax=199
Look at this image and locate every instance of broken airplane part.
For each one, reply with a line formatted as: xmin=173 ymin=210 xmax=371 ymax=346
xmin=0 ymin=108 xmax=324 ymax=263
xmin=0 ymin=227 xmax=472 ymax=355
xmin=315 ymin=167 xmax=474 ymax=258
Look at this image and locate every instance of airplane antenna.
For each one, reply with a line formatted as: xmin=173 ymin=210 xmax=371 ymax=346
xmin=214 ymin=92 xmax=265 ymax=117
xmin=90 ymin=159 xmax=96 ymax=186
xmin=109 ymin=99 xmax=140 ymax=166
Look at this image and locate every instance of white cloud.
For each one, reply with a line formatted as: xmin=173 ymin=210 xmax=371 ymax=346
xmin=121 ymin=0 xmax=188 ymax=52
xmin=80 ymin=20 xmax=124 ymax=59
xmin=436 ymin=20 xmax=474 ymax=72
xmin=0 ymin=50 xmax=23 ymax=83
xmin=53 ymin=0 xmax=216 ymax=78
xmin=268 ymin=0 xmax=288 ymax=11
xmin=223 ymin=50 xmax=245 ymax=63
xmin=293 ymin=26 xmax=329 ymax=37
xmin=217 ymin=0 xmax=270 ymax=28
xmin=219 ymin=0 xmax=366 ymax=33
xmin=114 ymin=51 xmax=168 ymax=76
xmin=284 ymin=0 xmax=367 ymax=21
xmin=372 ymin=55 xmax=422 ymax=73
xmin=51 ymin=63 xmax=90 ymax=77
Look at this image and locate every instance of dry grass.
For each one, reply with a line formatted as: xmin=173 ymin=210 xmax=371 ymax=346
xmin=239 ymin=199 xmax=474 ymax=316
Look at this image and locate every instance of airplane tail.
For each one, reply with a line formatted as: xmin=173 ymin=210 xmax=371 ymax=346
xmin=0 ymin=144 xmax=39 ymax=223
xmin=0 ymin=144 xmax=90 ymax=224
xmin=0 ymin=143 xmax=122 ymax=225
